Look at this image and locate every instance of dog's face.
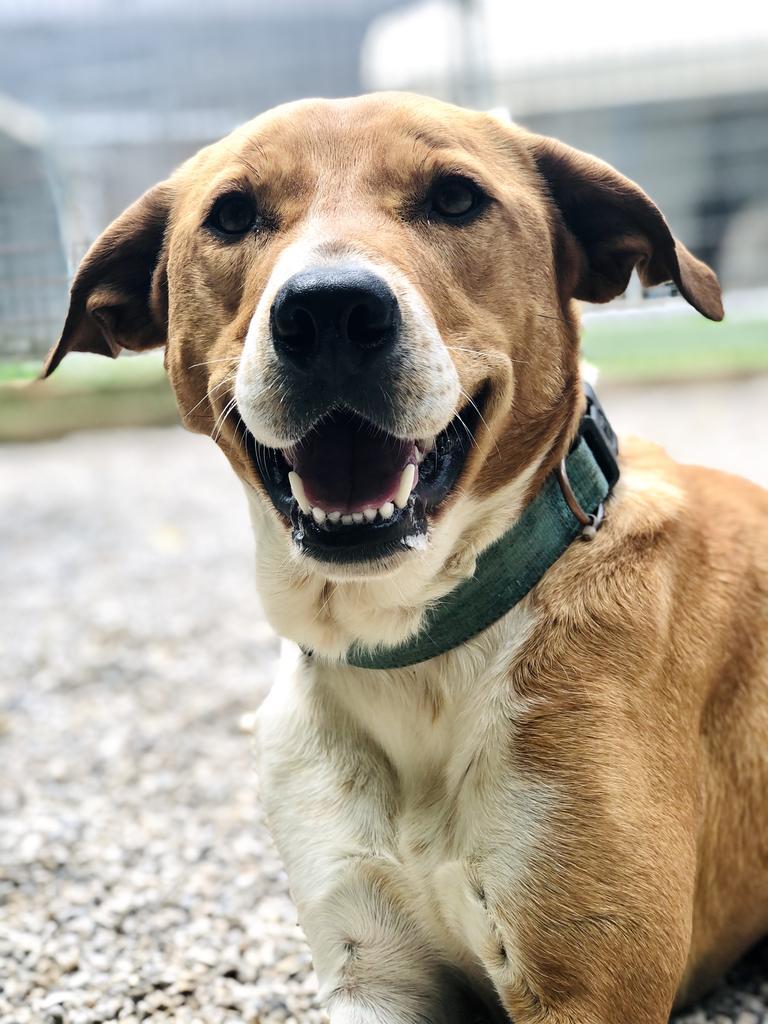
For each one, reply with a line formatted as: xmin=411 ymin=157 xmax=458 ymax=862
xmin=45 ymin=93 xmax=721 ymax=651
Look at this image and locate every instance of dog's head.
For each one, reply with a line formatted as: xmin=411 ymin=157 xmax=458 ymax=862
xmin=45 ymin=93 xmax=722 ymax=655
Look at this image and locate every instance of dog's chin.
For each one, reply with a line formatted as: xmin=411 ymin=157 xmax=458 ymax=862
xmin=234 ymin=390 xmax=485 ymax=571
xmin=295 ymin=544 xmax=421 ymax=584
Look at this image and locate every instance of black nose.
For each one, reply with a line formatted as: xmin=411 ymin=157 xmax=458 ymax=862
xmin=271 ymin=266 xmax=399 ymax=375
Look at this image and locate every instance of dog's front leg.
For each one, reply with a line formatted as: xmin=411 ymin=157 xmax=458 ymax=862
xmin=468 ymin=709 xmax=697 ymax=1024
xmin=304 ymin=857 xmax=481 ymax=1024
xmin=254 ymin=650 xmax=484 ymax=1024
xmin=265 ymin=823 xmax=480 ymax=1024
xmin=477 ymin=859 xmax=691 ymax=1024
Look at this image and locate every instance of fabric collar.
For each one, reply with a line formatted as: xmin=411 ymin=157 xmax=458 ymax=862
xmin=342 ymin=388 xmax=619 ymax=671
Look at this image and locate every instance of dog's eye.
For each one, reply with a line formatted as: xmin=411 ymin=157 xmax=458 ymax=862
xmin=207 ymin=193 xmax=257 ymax=236
xmin=429 ymin=177 xmax=484 ymax=222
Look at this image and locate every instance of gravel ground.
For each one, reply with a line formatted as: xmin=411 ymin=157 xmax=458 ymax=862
xmin=1 ymin=376 xmax=767 ymax=1024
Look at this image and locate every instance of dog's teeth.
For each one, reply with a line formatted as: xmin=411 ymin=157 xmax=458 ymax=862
xmin=327 ymin=511 xmax=341 ymax=523
xmin=415 ymin=449 xmax=425 ymax=465
xmin=363 ymin=508 xmax=377 ymax=522
xmin=311 ymin=507 xmax=326 ymax=525
xmin=282 ymin=446 xmax=297 ymax=469
xmin=419 ymin=435 xmax=435 ymax=453
xmin=352 ymin=512 xmax=364 ymax=524
xmin=341 ymin=514 xmax=354 ymax=525
xmin=379 ymin=501 xmax=394 ymax=520
xmin=394 ymin=464 xmax=416 ymax=509
xmin=288 ymin=471 xmax=311 ymax=514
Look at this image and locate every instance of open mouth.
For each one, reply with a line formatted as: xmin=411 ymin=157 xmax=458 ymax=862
xmin=242 ymin=397 xmax=483 ymax=564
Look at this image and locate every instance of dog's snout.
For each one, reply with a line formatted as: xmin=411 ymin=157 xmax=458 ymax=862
xmin=271 ymin=266 xmax=399 ymax=374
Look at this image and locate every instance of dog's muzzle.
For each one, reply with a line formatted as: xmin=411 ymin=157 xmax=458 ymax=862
xmin=237 ymin=263 xmax=479 ymax=565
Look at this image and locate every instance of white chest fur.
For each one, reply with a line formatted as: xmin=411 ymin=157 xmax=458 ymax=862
xmin=255 ymin=607 xmax=554 ymax=1019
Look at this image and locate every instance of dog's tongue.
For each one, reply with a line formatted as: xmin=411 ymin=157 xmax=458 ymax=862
xmin=288 ymin=413 xmax=417 ymax=514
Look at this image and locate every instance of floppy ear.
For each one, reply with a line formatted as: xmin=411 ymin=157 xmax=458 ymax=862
xmin=527 ymin=134 xmax=723 ymax=321
xmin=42 ymin=182 xmax=173 ymax=377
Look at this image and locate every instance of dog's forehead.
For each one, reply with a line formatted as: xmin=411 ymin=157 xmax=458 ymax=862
xmin=187 ymin=94 xmax=524 ymax=189
xmin=248 ymin=93 xmax=488 ymax=153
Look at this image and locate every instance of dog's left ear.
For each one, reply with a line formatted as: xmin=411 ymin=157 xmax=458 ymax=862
xmin=42 ymin=182 xmax=174 ymax=377
xmin=527 ymin=134 xmax=723 ymax=321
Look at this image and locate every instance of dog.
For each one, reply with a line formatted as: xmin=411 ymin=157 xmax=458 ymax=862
xmin=44 ymin=93 xmax=768 ymax=1024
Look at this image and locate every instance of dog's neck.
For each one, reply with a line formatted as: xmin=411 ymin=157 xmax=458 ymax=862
xmin=245 ymin=448 xmax=545 ymax=659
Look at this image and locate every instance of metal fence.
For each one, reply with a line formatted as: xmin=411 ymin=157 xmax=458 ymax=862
xmin=0 ymin=101 xmax=68 ymax=361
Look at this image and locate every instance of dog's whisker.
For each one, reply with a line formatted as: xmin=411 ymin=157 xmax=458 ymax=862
xmin=187 ymin=356 xmax=241 ymax=370
xmin=218 ymin=140 xmax=263 ymax=181
xmin=183 ymin=373 xmax=237 ymax=420
xmin=211 ymin=394 xmax=239 ymax=444
xmin=534 ymin=310 xmax=569 ymax=324
xmin=309 ymin=581 xmax=338 ymax=625
xmin=458 ymin=386 xmax=500 ymax=459
xmin=185 ymin=389 xmax=214 ymax=420
xmin=233 ymin=412 xmax=249 ymax=458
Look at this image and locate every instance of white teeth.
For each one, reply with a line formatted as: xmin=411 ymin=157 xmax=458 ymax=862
xmin=288 ymin=472 xmax=311 ymax=515
xmin=415 ymin=449 xmax=426 ymax=465
xmin=289 ymin=468 xmax=415 ymax=526
xmin=394 ymin=464 xmax=416 ymax=509
xmin=313 ymin=503 xmax=397 ymax=526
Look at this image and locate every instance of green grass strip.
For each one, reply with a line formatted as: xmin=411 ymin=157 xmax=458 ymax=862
xmin=583 ymin=316 xmax=768 ymax=380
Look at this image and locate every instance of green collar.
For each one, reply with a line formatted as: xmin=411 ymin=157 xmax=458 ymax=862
xmin=343 ymin=389 xmax=619 ymax=671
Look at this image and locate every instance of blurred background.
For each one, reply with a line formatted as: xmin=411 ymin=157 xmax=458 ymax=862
xmin=0 ymin=0 xmax=767 ymax=424
xmin=2 ymin=3 xmax=768 ymax=1023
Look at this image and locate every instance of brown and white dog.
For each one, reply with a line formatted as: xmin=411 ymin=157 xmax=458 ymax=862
xmin=44 ymin=94 xmax=768 ymax=1024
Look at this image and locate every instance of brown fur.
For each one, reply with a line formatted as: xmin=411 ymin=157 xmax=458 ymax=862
xmin=44 ymin=94 xmax=768 ymax=1024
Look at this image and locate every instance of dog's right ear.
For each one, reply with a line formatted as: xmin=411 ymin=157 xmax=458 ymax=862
xmin=42 ymin=182 xmax=174 ymax=377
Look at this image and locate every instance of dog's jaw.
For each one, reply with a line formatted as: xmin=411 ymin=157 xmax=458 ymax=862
xmin=244 ymin=440 xmax=547 ymax=659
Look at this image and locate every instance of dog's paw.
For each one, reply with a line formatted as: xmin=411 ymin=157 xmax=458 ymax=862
xmin=327 ymin=1004 xmax=438 ymax=1024
xmin=327 ymin=1007 xmax=398 ymax=1024
xmin=328 ymin=1004 xmax=491 ymax=1024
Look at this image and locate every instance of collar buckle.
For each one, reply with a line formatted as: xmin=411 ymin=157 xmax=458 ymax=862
xmin=580 ymin=382 xmax=620 ymax=490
